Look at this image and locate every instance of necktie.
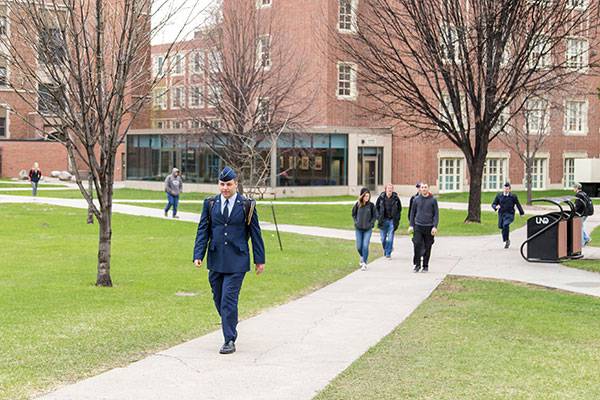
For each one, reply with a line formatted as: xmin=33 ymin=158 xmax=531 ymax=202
xmin=223 ymin=198 xmax=229 ymax=220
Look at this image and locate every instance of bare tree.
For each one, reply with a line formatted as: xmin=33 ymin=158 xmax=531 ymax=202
xmin=186 ymin=0 xmax=314 ymax=195
xmin=1 ymin=0 xmax=201 ymax=286
xmin=335 ymin=0 xmax=598 ymax=222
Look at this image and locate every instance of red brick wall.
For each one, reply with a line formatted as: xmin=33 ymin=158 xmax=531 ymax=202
xmin=0 ymin=141 xmax=68 ymax=179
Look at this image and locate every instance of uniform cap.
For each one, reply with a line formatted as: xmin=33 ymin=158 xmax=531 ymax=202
xmin=219 ymin=166 xmax=237 ymax=182
xmin=504 ymin=182 xmax=511 ymax=188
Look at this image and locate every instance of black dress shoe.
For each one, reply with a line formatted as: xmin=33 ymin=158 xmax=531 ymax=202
xmin=421 ymin=267 xmax=429 ymax=272
xmin=413 ymin=265 xmax=421 ymax=273
xmin=219 ymin=340 xmax=236 ymax=354
xmin=504 ymin=239 xmax=510 ymax=249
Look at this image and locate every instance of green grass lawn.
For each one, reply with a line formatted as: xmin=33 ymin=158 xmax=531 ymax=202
xmin=0 ymin=204 xmax=381 ymax=400
xmin=0 ymin=182 xmax=66 ymax=188
xmin=121 ymin=202 xmax=527 ymax=237
xmin=563 ymin=226 xmax=600 ymax=273
xmin=437 ymin=189 xmax=577 ymax=204
xmin=316 ymin=276 xmax=600 ymax=400
xmin=0 ymin=187 xmax=213 ymax=200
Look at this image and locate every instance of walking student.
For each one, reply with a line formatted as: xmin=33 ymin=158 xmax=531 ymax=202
xmin=164 ymin=168 xmax=183 ymax=218
xmin=193 ymin=166 xmax=266 ymax=354
xmin=409 ymin=183 xmax=439 ymax=272
xmin=28 ymin=162 xmax=42 ymax=196
xmin=574 ymin=183 xmax=594 ymax=246
xmin=352 ymin=188 xmax=378 ymax=271
xmin=491 ymin=182 xmax=524 ymax=248
xmin=376 ymin=183 xmax=402 ymax=259
xmin=407 ymin=182 xmax=421 ymax=223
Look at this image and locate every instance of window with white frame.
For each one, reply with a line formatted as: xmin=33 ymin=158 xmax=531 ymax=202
xmin=207 ymin=83 xmax=221 ymax=107
xmin=564 ymin=158 xmax=577 ymax=188
xmin=564 ymin=99 xmax=588 ymax=135
xmin=440 ymin=93 xmax=466 ymax=129
xmin=483 ymin=158 xmax=508 ymax=191
xmin=171 ymin=54 xmax=183 ymax=75
xmin=171 ymin=87 xmax=184 ymax=109
xmin=190 ymin=120 xmax=201 ymax=129
xmin=567 ymin=0 xmax=588 ymax=10
xmin=529 ymin=36 xmax=551 ymax=69
xmin=0 ymin=66 xmax=7 ymax=86
xmin=172 ymin=121 xmax=184 ymax=129
xmin=438 ymin=158 xmax=463 ymax=192
xmin=256 ymin=0 xmax=271 ymax=8
xmin=152 ymin=87 xmax=167 ymax=110
xmin=189 ymin=86 xmax=203 ymax=108
xmin=525 ymin=97 xmax=549 ymax=134
xmin=492 ymin=108 xmax=511 ymax=135
xmin=257 ymin=35 xmax=271 ymax=69
xmin=441 ymin=25 xmax=461 ymax=63
xmin=337 ymin=62 xmax=357 ymax=99
xmin=566 ymin=38 xmax=588 ymax=70
xmin=339 ymin=0 xmax=357 ymax=33
xmin=207 ymin=49 xmax=222 ymax=74
xmin=154 ymin=55 xmax=165 ymax=76
xmin=154 ymin=120 xmax=169 ymax=129
xmin=190 ymin=51 xmax=204 ymax=74
xmin=0 ymin=16 xmax=7 ymax=35
xmin=529 ymin=158 xmax=547 ymax=190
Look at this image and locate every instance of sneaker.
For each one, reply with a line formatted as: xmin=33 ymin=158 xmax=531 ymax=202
xmin=504 ymin=239 xmax=510 ymax=249
xmin=421 ymin=267 xmax=429 ymax=273
xmin=360 ymin=263 xmax=367 ymax=271
xmin=584 ymin=238 xmax=591 ymax=246
xmin=413 ymin=265 xmax=421 ymax=273
xmin=173 ymin=215 xmax=180 ymax=219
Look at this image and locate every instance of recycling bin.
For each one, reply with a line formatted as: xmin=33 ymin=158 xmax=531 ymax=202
xmin=525 ymin=212 xmax=568 ymax=262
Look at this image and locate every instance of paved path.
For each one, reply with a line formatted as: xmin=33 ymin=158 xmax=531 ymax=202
xmin=1 ymin=194 xmax=598 ymax=399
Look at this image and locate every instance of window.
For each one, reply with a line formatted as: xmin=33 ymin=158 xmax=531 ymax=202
xmin=529 ymin=158 xmax=547 ymax=190
xmin=207 ymin=49 xmax=222 ymax=74
xmin=440 ymin=93 xmax=466 ymax=129
xmin=525 ymin=97 xmax=549 ymax=134
xmin=171 ymin=87 xmax=184 ymax=109
xmin=337 ymin=62 xmax=357 ymax=99
xmin=189 ymin=86 xmax=203 ymax=108
xmin=173 ymin=121 xmax=184 ymax=129
xmin=483 ymin=158 xmax=508 ymax=191
xmin=0 ymin=66 xmax=6 ymax=86
xmin=190 ymin=51 xmax=203 ymax=74
xmin=339 ymin=0 xmax=357 ymax=33
xmin=38 ymin=28 xmax=66 ymax=64
xmin=0 ymin=16 xmax=7 ymax=35
xmin=441 ymin=25 xmax=461 ymax=63
xmin=0 ymin=117 xmax=5 ymax=137
xmin=152 ymin=87 xmax=167 ymax=110
xmin=207 ymin=83 xmax=221 ymax=107
xmin=154 ymin=55 xmax=165 ymax=76
xmin=438 ymin=158 xmax=463 ymax=192
xmin=154 ymin=120 xmax=169 ymax=129
xmin=257 ymin=35 xmax=271 ymax=69
xmin=564 ymin=100 xmax=587 ymax=135
xmin=492 ymin=108 xmax=511 ymax=135
xmin=257 ymin=97 xmax=270 ymax=124
xmin=171 ymin=54 xmax=183 ymax=75
xmin=564 ymin=158 xmax=577 ymax=188
xmin=568 ymin=0 xmax=588 ymax=10
xmin=190 ymin=120 xmax=201 ymax=129
xmin=529 ymin=35 xmax=551 ymax=69
xmin=257 ymin=0 xmax=271 ymax=8
xmin=38 ymin=84 xmax=61 ymax=115
xmin=566 ymin=38 xmax=588 ymax=70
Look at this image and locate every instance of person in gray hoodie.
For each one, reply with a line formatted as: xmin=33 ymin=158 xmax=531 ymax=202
xmin=352 ymin=188 xmax=378 ymax=271
xmin=164 ymin=168 xmax=183 ymax=218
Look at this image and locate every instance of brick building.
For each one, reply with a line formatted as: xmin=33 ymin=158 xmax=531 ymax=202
xmin=127 ymin=0 xmax=600 ymax=195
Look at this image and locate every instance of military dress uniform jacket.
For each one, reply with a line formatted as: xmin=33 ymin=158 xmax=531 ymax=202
xmin=193 ymin=195 xmax=266 ymax=273
xmin=491 ymin=193 xmax=525 ymax=216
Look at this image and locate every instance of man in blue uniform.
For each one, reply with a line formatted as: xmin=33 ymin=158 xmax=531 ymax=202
xmin=193 ymin=167 xmax=266 ymax=354
xmin=492 ymin=182 xmax=525 ymax=249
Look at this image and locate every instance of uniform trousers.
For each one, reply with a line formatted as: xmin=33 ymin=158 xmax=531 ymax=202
xmin=208 ymin=270 xmax=246 ymax=343
xmin=498 ymin=212 xmax=515 ymax=242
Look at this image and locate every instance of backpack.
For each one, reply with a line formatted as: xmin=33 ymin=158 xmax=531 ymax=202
xmin=580 ymin=192 xmax=594 ymax=216
xmin=206 ymin=195 xmax=256 ymax=230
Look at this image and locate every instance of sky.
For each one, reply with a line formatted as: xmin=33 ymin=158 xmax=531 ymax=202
xmin=152 ymin=0 xmax=215 ymax=45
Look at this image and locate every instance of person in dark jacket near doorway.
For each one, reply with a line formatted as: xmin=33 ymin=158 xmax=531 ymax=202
xmin=352 ymin=188 xmax=378 ymax=271
xmin=407 ymin=182 xmax=421 ymax=223
xmin=376 ymin=183 xmax=402 ymax=259
xmin=491 ymin=182 xmax=525 ymax=249
xmin=409 ymin=183 xmax=439 ymax=272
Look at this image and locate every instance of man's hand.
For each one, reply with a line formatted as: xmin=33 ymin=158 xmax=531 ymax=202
xmin=194 ymin=259 xmax=202 ymax=268
xmin=408 ymin=226 xmax=414 ymax=234
xmin=255 ymin=264 xmax=265 ymax=275
xmin=431 ymin=227 xmax=438 ymax=236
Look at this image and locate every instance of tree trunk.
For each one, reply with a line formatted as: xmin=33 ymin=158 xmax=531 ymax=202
xmin=237 ymin=181 xmax=245 ymax=196
xmin=466 ymin=160 xmax=484 ymax=223
xmin=526 ymin=160 xmax=533 ymax=205
xmin=96 ymin=204 xmax=113 ymax=287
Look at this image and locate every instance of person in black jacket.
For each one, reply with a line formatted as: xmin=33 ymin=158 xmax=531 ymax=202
xmin=352 ymin=188 xmax=378 ymax=270
xmin=491 ymin=182 xmax=525 ymax=249
xmin=408 ymin=183 xmax=439 ymax=272
xmin=407 ymin=182 xmax=421 ymax=223
xmin=376 ymin=183 xmax=402 ymax=259
xmin=574 ymin=183 xmax=592 ymax=246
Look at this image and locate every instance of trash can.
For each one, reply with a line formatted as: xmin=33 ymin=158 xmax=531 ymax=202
xmin=563 ymin=197 xmax=583 ymax=259
xmin=525 ymin=212 xmax=568 ymax=262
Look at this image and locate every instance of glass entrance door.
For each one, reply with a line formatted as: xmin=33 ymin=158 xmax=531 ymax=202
xmin=363 ymin=156 xmax=378 ymax=191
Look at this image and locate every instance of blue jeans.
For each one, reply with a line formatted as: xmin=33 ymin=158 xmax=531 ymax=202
xmin=165 ymin=193 xmax=179 ymax=215
xmin=31 ymin=181 xmax=38 ymax=196
xmin=380 ymin=219 xmax=395 ymax=257
xmin=355 ymin=228 xmax=372 ymax=263
xmin=582 ymin=216 xmax=590 ymax=244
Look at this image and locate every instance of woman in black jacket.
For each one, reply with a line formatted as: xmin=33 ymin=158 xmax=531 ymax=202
xmin=352 ymin=188 xmax=378 ymax=271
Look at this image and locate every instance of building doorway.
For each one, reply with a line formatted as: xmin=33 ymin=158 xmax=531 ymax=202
xmin=363 ymin=156 xmax=378 ymax=191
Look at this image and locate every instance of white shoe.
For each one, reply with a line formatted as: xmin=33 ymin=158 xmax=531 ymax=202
xmin=360 ymin=263 xmax=367 ymax=271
